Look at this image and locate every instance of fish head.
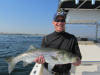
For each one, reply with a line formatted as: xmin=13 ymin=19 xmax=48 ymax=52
xmin=67 ymin=53 xmax=79 ymax=63
xmin=57 ymin=51 xmax=78 ymax=63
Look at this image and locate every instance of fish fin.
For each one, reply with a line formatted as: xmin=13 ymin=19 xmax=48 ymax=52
xmin=28 ymin=45 xmax=37 ymax=50
xmin=5 ymin=57 xmax=15 ymax=73
xmin=23 ymin=61 xmax=29 ymax=67
xmin=48 ymin=64 xmax=55 ymax=71
xmin=51 ymin=56 xmax=58 ymax=60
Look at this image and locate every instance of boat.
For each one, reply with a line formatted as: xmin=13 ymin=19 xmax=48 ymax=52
xmin=30 ymin=63 xmax=44 ymax=75
xmin=30 ymin=0 xmax=100 ymax=75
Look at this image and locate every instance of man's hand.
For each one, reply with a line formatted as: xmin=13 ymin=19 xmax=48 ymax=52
xmin=72 ymin=57 xmax=81 ymax=66
xmin=34 ymin=55 xmax=45 ymax=64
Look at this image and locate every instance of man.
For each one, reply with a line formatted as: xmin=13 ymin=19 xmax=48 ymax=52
xmin=34 ymin=12 xmax=82 ymax=75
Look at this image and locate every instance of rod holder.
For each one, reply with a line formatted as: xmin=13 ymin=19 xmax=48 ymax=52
xmin=75 ymin=0 xmax=79 ymax=4
xmin=92 ymin=0 xmax=95 ymax=5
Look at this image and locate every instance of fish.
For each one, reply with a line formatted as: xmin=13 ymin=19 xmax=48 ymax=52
xmin=5 ymin=45 xmax=79 ymax=73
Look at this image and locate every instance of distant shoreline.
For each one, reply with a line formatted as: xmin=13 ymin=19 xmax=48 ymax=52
xmin=0 ymin=33 xmax=46 ymax=36
xmin=0 ymin=33 xmax=100 ymax=38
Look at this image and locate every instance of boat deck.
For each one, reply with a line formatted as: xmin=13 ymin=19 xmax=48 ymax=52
xmin=70 ymin=41 xmax=100 ymax=75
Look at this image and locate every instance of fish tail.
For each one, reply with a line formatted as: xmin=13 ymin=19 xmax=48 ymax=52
xmin=5 ymin=57 xmax=15 ymax=73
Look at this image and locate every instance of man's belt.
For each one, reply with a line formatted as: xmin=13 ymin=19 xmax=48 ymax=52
xmin=51 ymin=71 xmax=61 ymax=75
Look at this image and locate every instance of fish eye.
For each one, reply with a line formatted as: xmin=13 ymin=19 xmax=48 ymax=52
xmin=76 ymin=58 xmax=80 ymax=62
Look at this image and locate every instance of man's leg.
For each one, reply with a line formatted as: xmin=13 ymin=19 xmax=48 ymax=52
xmin=43 ymin=68 xmax=70 ymax=75
xmin=63 ymin=72 xmax=70 ymax=75
xmin=53 ymin=72 xmax=70 ymax=75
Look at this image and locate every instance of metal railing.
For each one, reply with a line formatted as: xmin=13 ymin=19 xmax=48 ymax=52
xmin=58 ymin=0 xmax=98 ymax=5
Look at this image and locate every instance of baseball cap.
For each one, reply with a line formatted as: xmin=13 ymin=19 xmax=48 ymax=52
xmin=53 ymin=12 xmax=66 ymax=21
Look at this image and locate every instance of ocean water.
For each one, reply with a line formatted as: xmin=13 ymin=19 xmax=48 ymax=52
xmin=0 ymin=34 xmax=44 ymax=75
xmin=0 ymin=34 xmax=100 ymax=75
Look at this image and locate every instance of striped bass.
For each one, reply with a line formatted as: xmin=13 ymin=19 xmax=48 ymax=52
xmin=5 ymin=46 xmax=78 ymax=73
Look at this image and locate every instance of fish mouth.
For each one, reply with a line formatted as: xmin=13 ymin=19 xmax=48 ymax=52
xmin=76 ymin=58 xmax=80 ymax=62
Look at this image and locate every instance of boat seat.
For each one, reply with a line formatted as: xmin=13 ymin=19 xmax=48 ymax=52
xmin=78 ymin=41 xmax=95 ymax=45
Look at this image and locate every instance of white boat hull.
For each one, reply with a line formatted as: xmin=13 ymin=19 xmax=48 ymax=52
xmin=30 ymin=63 xmax=44 ymax=75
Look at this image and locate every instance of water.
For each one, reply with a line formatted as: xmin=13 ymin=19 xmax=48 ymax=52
xmin=0 ymin=34 xmax=44 ymax=75
xmin=0 ymin=34 xmax=100 ymax=75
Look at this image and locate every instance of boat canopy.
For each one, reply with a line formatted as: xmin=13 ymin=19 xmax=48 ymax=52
xmin=58 ymin=0 xmax=100 ymax=12
xmin=66 ymin=10 xmax=100 ymax=23
xmin=57 ymin=0 xmax=100 ymax=24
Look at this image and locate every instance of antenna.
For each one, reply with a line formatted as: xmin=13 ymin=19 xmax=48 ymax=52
xmin=92 ymin=0 xmax=95 ymax=5
xmin=75 ymin=0 xmax=79 ymax=4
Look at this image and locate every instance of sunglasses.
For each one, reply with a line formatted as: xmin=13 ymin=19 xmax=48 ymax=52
xmin=55 ymin=19 xmax=65 ymax=22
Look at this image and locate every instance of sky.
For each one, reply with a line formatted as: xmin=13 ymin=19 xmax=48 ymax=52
xmin=0 ymin=0 xmax=100 ymax=38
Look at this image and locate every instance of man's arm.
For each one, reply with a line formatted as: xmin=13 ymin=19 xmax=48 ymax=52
xmin=72 ymin=37 xmax=82 ymax=66
xmin=41 ymin=36 xmax=48 ymax=48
